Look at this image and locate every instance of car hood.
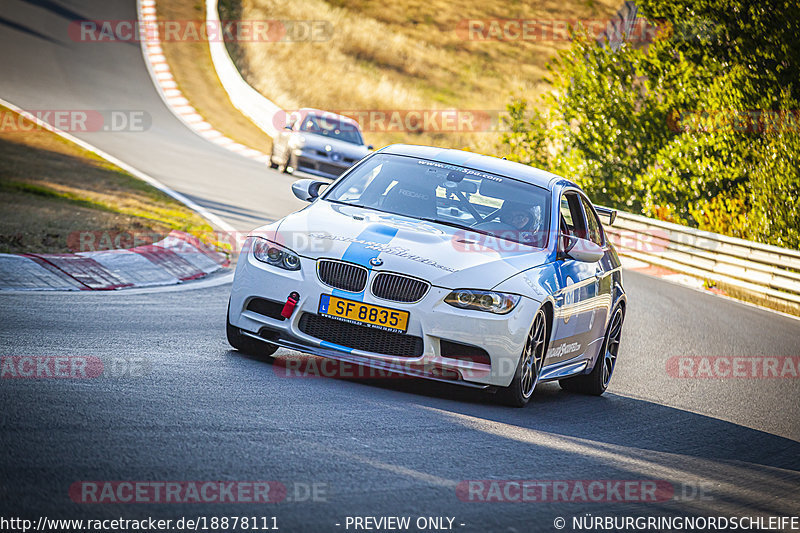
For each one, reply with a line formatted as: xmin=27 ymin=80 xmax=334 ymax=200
xmin=301 ymin=134 xmax=369 ymax=158
xmin=257 ymin=201 xmax=552 ymax=289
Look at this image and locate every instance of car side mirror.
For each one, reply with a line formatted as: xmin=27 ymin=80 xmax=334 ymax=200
xmin=367 ymin=145 xmax=374 ymax=150
xmin=291 ymin=179 xmax=327 ymax=202
xmin=561 ymin=236 xmax=604 ymax=263
xmin=284 ymin=125 xmax=293 ymax=130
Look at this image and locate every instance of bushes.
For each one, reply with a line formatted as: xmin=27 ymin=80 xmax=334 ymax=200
xmin=500 ymin=0 xmax=800 ymax=249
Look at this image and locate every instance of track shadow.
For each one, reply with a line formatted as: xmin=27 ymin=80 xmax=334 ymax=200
xmin=229 ymin=348 xmax=800 ymax=519
xmin=21 ymin=0 xmax=88 ymax=22
xmin=0 ymin=15 xmax=63 ymax=45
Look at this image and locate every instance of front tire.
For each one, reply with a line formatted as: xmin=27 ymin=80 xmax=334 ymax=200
xmin=498 ymin=308 xmax=548 ymax=407
xmin=226 ymin=302 xmax=278 ymax=361
xmin=284 ymin=152 xmax=297 ymax=174
xmin=559 ymin=305 xmax=624 ymax=395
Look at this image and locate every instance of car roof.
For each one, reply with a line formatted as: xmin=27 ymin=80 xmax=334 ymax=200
xmin=296 ymin=108 xmax=361 ymax=128
xmin=376 ymin=144 xmax=578 ymax=191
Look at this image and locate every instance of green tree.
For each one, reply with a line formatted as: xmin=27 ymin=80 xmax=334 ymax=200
xmin=499 ymin=1 xmax=800 ymax=249
xmin=499 ymin=98 xmax=549 ymax=169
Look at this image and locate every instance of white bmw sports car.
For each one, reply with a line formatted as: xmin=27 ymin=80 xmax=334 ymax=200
xmin=227 ymin=145 xmax=626 ymax=406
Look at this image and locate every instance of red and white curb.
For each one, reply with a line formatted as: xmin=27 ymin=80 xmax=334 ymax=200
xmin=0 ymin=231 xmax=229 ymax=291
xmin=137 ymin=0 xmax=271 ymax=164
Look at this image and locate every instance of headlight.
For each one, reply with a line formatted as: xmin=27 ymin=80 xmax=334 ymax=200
xmin=444 ymin=289 xmax=520 ymax=314
xmin=251 ymin=237 xmax=301 ymax=271
xmin=289 ymin=135 xmax=306 ymax=149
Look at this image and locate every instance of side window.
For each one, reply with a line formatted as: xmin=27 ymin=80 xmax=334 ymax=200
xmin=559 ymin=192 xmax=587 ymax=240
xmin=559 ymin=195 xmax=573 ymax=228
xmin=580 ymin=195 xmax=605 ymax=246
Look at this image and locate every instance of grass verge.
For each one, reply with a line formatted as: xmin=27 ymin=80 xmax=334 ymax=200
xmin=712 ymin=280 xmax=800 ymax=319
xmin=0 ymin=106 xmax=215 ymax=254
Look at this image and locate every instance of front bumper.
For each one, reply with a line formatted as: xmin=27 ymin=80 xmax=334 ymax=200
xmin=229 ymin=252 xmax=540 ymax=388
xmin=293 ymin=151 xmax=353 ymax=179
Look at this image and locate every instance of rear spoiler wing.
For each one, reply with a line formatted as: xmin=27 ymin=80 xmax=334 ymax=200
xmin=594 ymin=206 xmax=617 ymax=226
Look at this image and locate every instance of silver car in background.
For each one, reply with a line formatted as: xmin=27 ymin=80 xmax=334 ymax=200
xmin=269 ymin=108 xmax=372 ymax=179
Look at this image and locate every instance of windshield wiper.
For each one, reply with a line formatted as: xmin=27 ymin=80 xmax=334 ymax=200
xmin=416 ymin=217 xmax=476 ymax=232
xmin=323 ymin=201 xmax=504 ymax=237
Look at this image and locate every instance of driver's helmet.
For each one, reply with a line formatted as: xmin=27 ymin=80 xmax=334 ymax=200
xmin=499 ymin=202 xmax=537 ymax=229
xmin=499 ymin=201 xmax=544 ymax=245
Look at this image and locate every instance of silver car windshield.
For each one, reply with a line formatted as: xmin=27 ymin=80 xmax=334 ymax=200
xmin=299 ymin=114 xmax=364 ymax=145
xmin=323 ymin=154 xmax=551 ymax=248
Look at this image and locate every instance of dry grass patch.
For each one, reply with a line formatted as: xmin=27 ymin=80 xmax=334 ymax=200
xmin=235 ymin=0 xmax=619 ymax=152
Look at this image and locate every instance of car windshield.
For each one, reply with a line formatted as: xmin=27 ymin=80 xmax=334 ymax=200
xmin=299 ymin=114 xmax=364 ymax=145
xmin=323 ymin=154 xmax=551 ymax=248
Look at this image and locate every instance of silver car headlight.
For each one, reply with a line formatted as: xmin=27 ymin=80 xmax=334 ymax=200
xmin=251 ymin=237 xmax=301 ymax=271
xmin=444 ymin=289 xmax=520 ymax=314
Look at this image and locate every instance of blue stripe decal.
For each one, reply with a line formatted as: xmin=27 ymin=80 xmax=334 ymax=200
xmin=320 ymin=340 xmax=355 ymax=354
xmin=331 ymin=224 xmax=399 ymax=301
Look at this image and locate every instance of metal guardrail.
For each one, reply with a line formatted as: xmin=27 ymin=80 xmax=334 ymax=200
xmin=605 ymin=211 xmax=800 ymax=307
xmin=598 ymin=0 xmax=639 ymax=51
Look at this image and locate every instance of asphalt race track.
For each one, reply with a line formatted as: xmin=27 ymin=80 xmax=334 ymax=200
xmin=1 ymin=1 xmax=799 ymax=531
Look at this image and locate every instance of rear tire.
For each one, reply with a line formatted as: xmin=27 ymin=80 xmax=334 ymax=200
xmin=497 ymin=308 xmax=548 ymax=407
xmin=274 ymin=148 xmax=290 ymax=173
xmin=226 ymin=301 xmax=278 ymax=361
xmin=559 ymin=305 xmax=624 ymax=395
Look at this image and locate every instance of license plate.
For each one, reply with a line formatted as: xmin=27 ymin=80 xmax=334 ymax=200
xmin=318 ymin=294 xmax=409 ymax=333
